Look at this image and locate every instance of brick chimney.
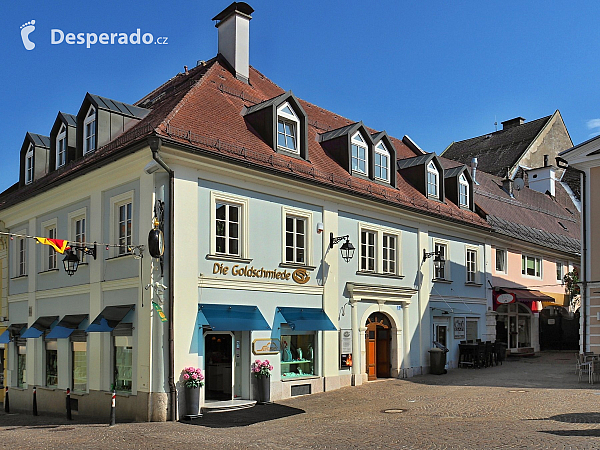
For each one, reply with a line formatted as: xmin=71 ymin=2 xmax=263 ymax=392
xmin=501 ymin=117 xmax=525 ymax=130
xmin=213 ymin=2 xmax=254 ymax=84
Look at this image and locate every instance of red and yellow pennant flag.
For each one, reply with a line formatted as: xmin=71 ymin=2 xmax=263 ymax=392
xmin=35 ymin=237 xmax=69 ymax=254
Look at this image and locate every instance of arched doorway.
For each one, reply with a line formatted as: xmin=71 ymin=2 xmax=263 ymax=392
xmin=365 ymin=313 xmax=391 ymax=380
xmin=496 ymin=303 xmax=532 ymax=352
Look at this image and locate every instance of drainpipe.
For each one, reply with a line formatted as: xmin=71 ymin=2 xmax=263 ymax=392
xmin=556 ymin=157 xmax=587 ymax=352
xmin=148 ymin=136 xmax=176 ymax=421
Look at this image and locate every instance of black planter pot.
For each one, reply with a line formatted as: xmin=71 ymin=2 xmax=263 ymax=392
xmin=183 ymin=387 xmax=200 ymax=416
xmin=256 ymin=376 xmax=270 ymax=404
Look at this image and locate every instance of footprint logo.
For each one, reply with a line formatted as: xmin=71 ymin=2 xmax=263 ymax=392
xmin=20 ymin=20 xmax=36 ymax=50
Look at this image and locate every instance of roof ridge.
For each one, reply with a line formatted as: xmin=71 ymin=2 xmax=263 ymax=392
xmin=449 ymin=115 xmax=553 ymax=146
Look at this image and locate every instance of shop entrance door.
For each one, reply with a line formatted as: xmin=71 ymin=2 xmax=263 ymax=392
xmin=205 ymin=333 xmax=234 ymax=401
xmin=365 ymin=313 xmax=391 ymax=380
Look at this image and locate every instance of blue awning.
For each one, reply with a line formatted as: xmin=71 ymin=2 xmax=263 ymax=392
xmin=277 ymin=307 xmax=337 ymax=331
xmin=46 ymin=314 xmax=89 ymax=339
xmin=198 ymin=304 xmax=270 ymax=331
xmin=0 ymin=330 xmax=9 ymax=344
xmin=21 ymin=316 xmax=59 ymax=339
xmin=86 ymin=305 xmax=134 ymax=332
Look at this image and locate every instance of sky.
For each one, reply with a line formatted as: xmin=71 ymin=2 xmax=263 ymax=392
xmin=1 ymin=1 xmax=599 ymax=193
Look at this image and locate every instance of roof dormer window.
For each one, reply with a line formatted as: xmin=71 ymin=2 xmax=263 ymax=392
xmin=459 ymin=173 xmax=469 ymax=207
xmin=25 ymin=144 xmax=34 ymax=185
xmin=277 ymin=102 xmax=299 ymax=153
xmin=351 ymin=132 xmax=368 ymax=175
xmin=56 ymin=124 xmax=67 ymax=169
xmin=375 ymin=141 xmax=390 ymax=182
xmin=84 ymin=106 xmax=96 ymax=154
xmin=427 ymin=161 xmax=439 ymax=198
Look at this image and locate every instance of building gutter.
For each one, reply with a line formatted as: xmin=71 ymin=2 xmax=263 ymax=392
xmin=148 ymin=136 xmax=176 ymax=421
xmin=556 ymin=157 xmax=587 ymax=351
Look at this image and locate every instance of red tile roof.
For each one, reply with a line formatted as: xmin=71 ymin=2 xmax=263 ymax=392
xmin=0 ymin=56 xmax=489 ymax=230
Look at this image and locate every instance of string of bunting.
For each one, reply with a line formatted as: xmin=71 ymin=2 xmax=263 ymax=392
xmin=0 ymin=231 xmax=144 ymax=255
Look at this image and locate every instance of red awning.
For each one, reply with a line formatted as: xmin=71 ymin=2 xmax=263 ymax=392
xmin=502 ymin=288 xmax=555 ymax=302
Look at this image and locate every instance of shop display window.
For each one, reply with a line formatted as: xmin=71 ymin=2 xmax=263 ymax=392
xmin=114 ymin=336 xmax=133 ymax=392
xmin=72 ymin=341 xmax=87 ymax=392
xmin=280 ymin=333 xmax=315 ymax=379
xmin=45 ymin=340 xmax=58 ymax=387
xmin=17 ymin=343 xmax=26 ymax=388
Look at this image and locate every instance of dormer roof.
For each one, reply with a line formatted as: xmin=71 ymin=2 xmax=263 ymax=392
xmin=86 ymin=94 xmax=150 ymax=119
xmin=26 ymin=133 xmax=50 ymax=149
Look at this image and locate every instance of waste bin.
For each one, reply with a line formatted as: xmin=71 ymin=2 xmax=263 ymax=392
xmin=429 ymin=345 xmax=448 ymax=375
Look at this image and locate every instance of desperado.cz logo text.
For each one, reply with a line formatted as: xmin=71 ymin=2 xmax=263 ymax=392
xmin=51 ymin=28 xmax=168 ymax=48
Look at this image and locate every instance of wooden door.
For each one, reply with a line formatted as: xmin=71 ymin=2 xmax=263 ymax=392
xmin=366 ymin=328 xmax=377 ymax=380
xmin=377 ymin=328 xmax=390 ymax=378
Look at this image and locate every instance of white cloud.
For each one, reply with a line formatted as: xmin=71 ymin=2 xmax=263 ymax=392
xmin=586 ymin=118 xmax=600 ymax=129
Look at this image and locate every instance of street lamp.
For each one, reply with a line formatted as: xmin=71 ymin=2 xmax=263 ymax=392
xmin=62 ymin=243 xmax=97 ymax=276
xmin=422 ymin=249 xmax=446 ymax=271
xmin=330 ymin=233 xmax=356 ymax=263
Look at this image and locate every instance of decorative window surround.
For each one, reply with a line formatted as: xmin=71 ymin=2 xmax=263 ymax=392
xmin=209 ymin=191 xmax=249 ymax=259
xmin=495 ymin=248 xmax=507 ymax=274
xmin=374 ymin=142 xmax=390 ymax=182
xmin=41 ymin=218 xmax=58 ymax=272
xmin=432 ymin=240 xmax=449 ymax=281
xmin=25 ymin=144 xmax=34 ymax=185
xmin=466 ymin=246 xmax=478 ymax=284
xmin=521 ymin=254 xmax=542 ymax=279
xmin=281 ymin=206 xmax=313 ymax=266
xmin=68 ymin=207 xmax=87 ymax=263
xmin=277 ymin=102 xmax=300 ymax=154
xmin=357 ymin=222 xmax=401 ymax=276
xmin=459 ymin=173 xmax=469 ymax=208
xmin=56 ymin=124 xmax=67 ymax=169
xmin=83 ymin=106 xmax=96 ymax=155
xmin=109 ymin=191 xmax=134 ymax=258
xmin=427 ymin=161 xmax=439 ymax=199
xmin=351 ymin=132 xmax=368 ymax=175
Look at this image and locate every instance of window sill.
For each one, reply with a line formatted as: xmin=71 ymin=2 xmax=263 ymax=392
xmin=106 ymin=390 xmax=133 ymax=397
xmin=70 ymin=391 xmax=89 ymax=396
xmin=465 ymin=282 xmax=483 ymax=287
xmin=279 ymin=263 xmax=316 ymax=270
xmin=38 ymin=269 xmax=60 ymax=275
xmin=432 ymin=278 xmax=452 ymax=284
xmin=11 ymin=275 xmax=28 ymax=280
xmin=281 ymin=375 xmax=320 ymax=382
xmin=206 ymin=254 xmax=252 ymax=264
xmin=356 ymin=271 xmax=404 ymax=280
xmin=37 ymin=386 xmax=58 ymax=391
xmin=106 ymin=253 xmax=135 ymax=262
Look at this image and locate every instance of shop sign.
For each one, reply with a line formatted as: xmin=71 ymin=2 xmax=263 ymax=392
xmin=497 ymin=293 xmax=516 ymax=304
xmin=340 ymin=329 xmax=352 ymax=353
xmin=252 ymin=338 xmax=280 ymax=355
xmin=453 ymin=317 xmax=465 ymax=340
xmin=340 ymin=353 xmax=353 ymax=368
xmin=213 ymin=262 xmax=310 ymax=285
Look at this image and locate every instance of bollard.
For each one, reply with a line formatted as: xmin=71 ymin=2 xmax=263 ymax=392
xmin=4 ymin=387 xmax=9 ymax=413
xmin=33 ymin=386 xmax=38 ymax=416
xmin=66 ymin=388 xmax=72 ymax=420
xmin=109 ymin=390 xmax=116 ymax=426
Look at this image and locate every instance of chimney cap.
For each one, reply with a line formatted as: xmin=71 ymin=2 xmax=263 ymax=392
xmin=212 ymin=2 xmax=254 ymax=22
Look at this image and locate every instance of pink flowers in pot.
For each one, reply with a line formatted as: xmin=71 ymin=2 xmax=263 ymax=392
xmin=182 ymin=366 xmax=205 ymax=388
xmin=252 ymin=359 xmax=273 ymax=378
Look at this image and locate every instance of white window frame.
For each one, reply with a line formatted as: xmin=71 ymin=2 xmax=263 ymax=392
xmin=281 ymin=206 xmax=312 ymax=266
xmin=432 ymin=240 xmax=449 ymax=280
xmin=14 ymin=229 xmax=27 ymax=277
xmin=209 ymin=191 xmax=249 ymax=259
xmin=109 ymin=191 xmax=134 ymax=258
xmin=68 ymin=207 xmax=87 ymax=264
xmin=382 ymin=233 xmax=397 ymax=274
xmin=351 ymin=132 xmax=368 ymax=175
xmin=358 ymin=222 xmax=401 ymax=276
xmin=427 ymin=161 xmax=439 ymax=199
xmin=459 ymin=173 xmax=469 ymax=207
xmin=84 ymin=105 xmax=96 ymax=155
xmin=466 ymin=246 xmax=478 ymax=284
xmin=374 ymin=142 xmax=390 ymax=182
xmin=521 ymin=254 xmax=542 ymax=279
xmin=41 ymin=218 xmax=58 ymax=271
xmin=276 ymin=102 xmax=300 ymax=154
xmin=56 ymin=124 xmax=67 ymax=169
xmin=556 ymin=261 xmax=565 ymax=283
xmin=495 ymin=248 xmax=507 ymax=274
xmin=360 ymin=229 xmax=376 ymax=272
xmin=25 ymin=144 xmax=34 ymax=185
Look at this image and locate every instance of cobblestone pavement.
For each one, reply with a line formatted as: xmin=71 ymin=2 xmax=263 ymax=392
xmin=2 ymin=352 xmax=600 ymax=449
